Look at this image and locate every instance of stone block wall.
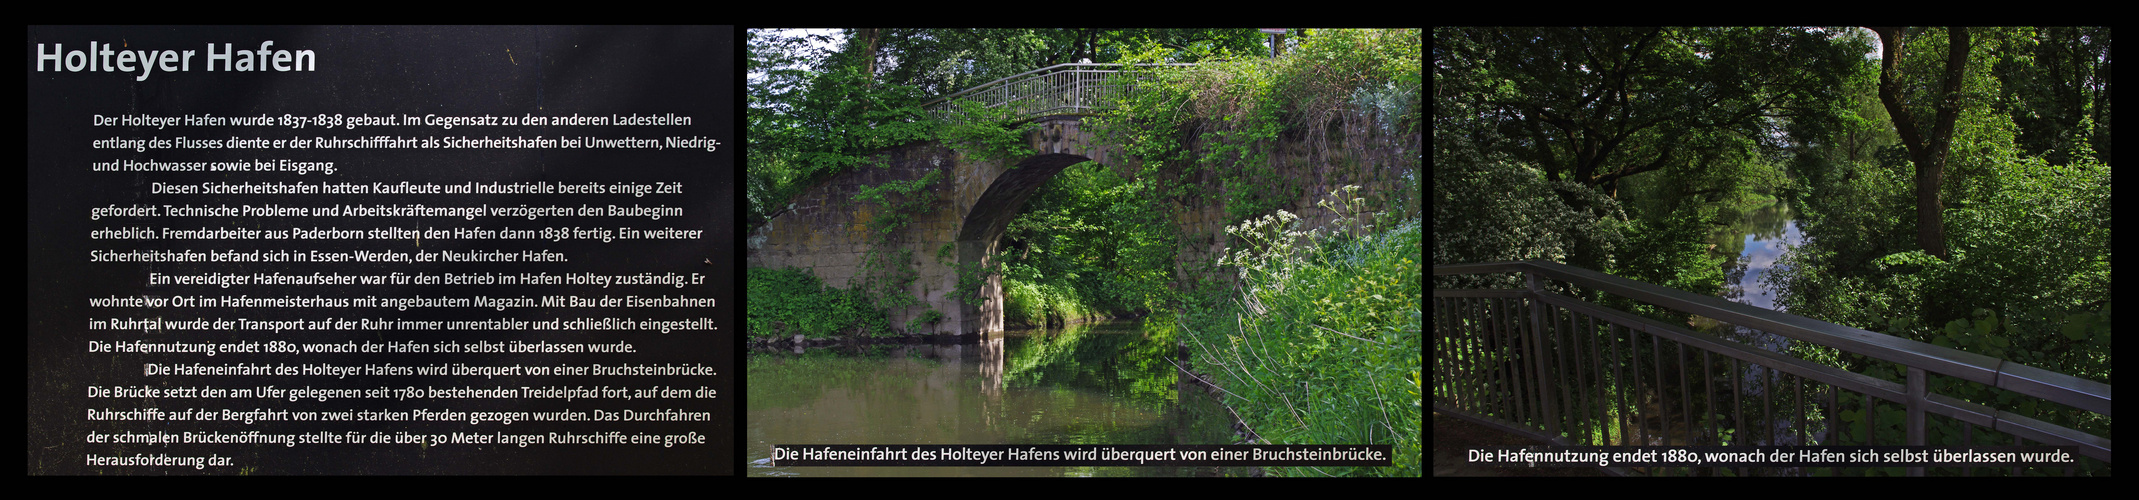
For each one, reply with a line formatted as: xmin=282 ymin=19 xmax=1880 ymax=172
xmin=1169 ymin=112 xmax=1423 ymax=287
xmin=747 ymin=143 xmax=967 ymax=334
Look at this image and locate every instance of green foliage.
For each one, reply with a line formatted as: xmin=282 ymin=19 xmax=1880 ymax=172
xmin=1102 ymin=29 xmax=1420 ymax=225
xmin=1350 ymin=80 xmax=1418 ymax=136
xmin=865 ymin=28 xmax=1267 ymax=97
xmin=853 ymin=170 xmax=942 ymax=236
xmin=1935 ymin=154 xmax=2110 ymax=322
xmin=1002 ymin=279 xmax=1096 ymax=328
xmin=1788 ymin=150 xmax=2111 ymax=358
xmin=1181 ymin=187 xmax=1422 ymax=477
xmin=1821 ymin=299 xmax=2112 ymax=476
xmin=1433 ymin=26 xmax=2109 ymax=476
xmin=1435 ymin=26 xmax=1851 ymax=284
xmin=1991 ymin=27 xmax=2112 ymax=166
xmin=904 ymin=308 xmax=944 ymax=334
xmin=746 ymin=267 xmax=893 ymax=339
xmin=933 ymin=99 xmax=1038 ymax=164
xmin=1759 ymin=28 xmax=2110 ymax=476
xmin=747 ymin=30 xmax=934 ymax=232
xmin=851 ymin=170 xmax=943 ymax=323
xmin=1606 ymin=202 xmax=1725 ymax=321
xmin=1437 ymin=27 xmax=1857 ymax=192
xmin=1432 ymin=145 xmax=1627 ymax=288
xmin=749 ymin=29 xmax=1273 ymax=232
xmin=998 ymin=162 xmax=1179 ymax=320
xmin=952 ymin=260 xmax=998 ymax=309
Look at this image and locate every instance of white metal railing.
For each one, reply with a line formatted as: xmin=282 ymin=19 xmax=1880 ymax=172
xmin=921 ymin=63 xmax=1194 ymax=123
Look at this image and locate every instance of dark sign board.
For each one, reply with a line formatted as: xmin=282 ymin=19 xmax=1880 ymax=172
xmin=29 ymin=25 xmax=735 ymax=475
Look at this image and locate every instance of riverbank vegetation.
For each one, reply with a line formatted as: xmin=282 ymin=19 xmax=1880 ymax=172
xmin=1092 ymin=30 xmax=1423 ymax=476
xmin=1165 ymin=188 xmax=1423 ymax=477
xmin=1436 ymin=27 xmax=2110 ymax=475
xmin=745 ymin=267 xmax=893 ymax=341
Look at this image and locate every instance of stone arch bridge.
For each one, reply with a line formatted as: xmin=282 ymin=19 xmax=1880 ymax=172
xmin=746 ymin=63 xmax=1418 ymax=336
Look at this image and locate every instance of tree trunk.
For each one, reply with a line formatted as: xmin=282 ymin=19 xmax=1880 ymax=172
xmin=852 ymin=28 xmax=882 ymax=87
xmin=1869 ymin=27 xmax=1970 ymax=262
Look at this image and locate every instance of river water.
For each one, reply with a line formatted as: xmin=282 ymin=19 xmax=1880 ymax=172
xmin=1705 ymin=199 xmax=1803 ymax=313
xmin=1693 ymin=200 xmax=1830 ymax=453
xmin=1690 ymin=199 xmax=1804 ymax=353
xmin=744 ymin=320 xmax=1248 ymax=477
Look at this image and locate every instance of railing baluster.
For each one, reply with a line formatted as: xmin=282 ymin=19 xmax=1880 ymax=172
xmin=1630 ymin=327 xmax=1649 ymax=450
xmin=1964 ymin=416 xmax=1976 ymax=476
xmin=1460 ymin=296 xmax=1480 ymax=415
xmin=1527 ymin=270 xmax=1559 ymax=439
xmin=1565 ymin=305 xmax=1582 ymax=438
xmin=1610 ymin=323 xmax=1629 ymax=449
xmin=1588 ymin=313 xmax=1611 ymax=446
xmin=1437 ymin=294 xmax=1454 ymax=408
xmin=1829 ymin=383 xmax=1841 ymax=476
xmin=1795 ymin=375 xmax=1806 ymax=476
xmin=1454 ymin=297 xmax=1471 ymax=410
xmin=1702 ymin=349 xmax=1715 ymax=442
xmin=1762 ymin=364 xmax=1774 ymax=449
xmin=1677 ymin=340 xmax=1691 ymax=453
xmin=1473 ymin=297 xmax=1491 ymax=416
xmin=1481 ymin=297 xmax=1500 ymax=418
xmin=1501 ymin=297 xmax=1520 ymax=421
xmin=1574 ymin=308 xmax=1591 ymax=438
xmin=1732 ymin=357 xmax=1744 ymax=475
xmin=1574 ymin=312 xmax=1596 ymax=444
xmin=1703 ymin=349 xmax=1717 ymax=476
xmin=1456 ymin=297 xmax=1473 ymax=412
xmin=1864 ymin=392 xmax=1875 ymax=447
xmin=1501 ymin=297 xmax=1526 ymax=424
xmin=1653 ymin=332 xmax=1666 ymax=447
xmin=1907 ymin=366 xmax=1927 ymax=477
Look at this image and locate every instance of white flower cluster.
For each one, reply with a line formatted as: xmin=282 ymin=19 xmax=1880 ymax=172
xmin=1219 ymin=185 xmax=1387 ymax=313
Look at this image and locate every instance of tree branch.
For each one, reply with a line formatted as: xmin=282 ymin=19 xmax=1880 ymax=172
xmin=1927 ymin=27 xmax=1971 ymax=165
xmin=1592 ymin=144 xmax=1677 ymax=187
xmin=1870 ymin=27 xmax=1928 ymax=159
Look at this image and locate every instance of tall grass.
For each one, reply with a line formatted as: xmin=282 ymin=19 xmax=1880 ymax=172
xmin=1004 ymin=278 xmax=1101 ymax=328
xmin=1178 ymin=186 xmax=1423 ymax=476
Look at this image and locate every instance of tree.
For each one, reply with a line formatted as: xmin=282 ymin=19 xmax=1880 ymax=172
xmin=1435 ymin=27 xmax=1859 ymax=272
xmin=1993 ymin=27 xmax=2113 ymax=166
xmin=1868 ymin=26 xmax=1970 ymax=262
xmin=1439 ymin=28 xmax=1857 ymax=198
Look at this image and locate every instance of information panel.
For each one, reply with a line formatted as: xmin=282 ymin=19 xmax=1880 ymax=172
xmin=28 ymin=25 xmax=734 ymax=475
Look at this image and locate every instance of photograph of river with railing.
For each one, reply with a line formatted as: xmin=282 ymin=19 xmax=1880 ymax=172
xmin=1433 ymin=262 xmax=2110 ymax=477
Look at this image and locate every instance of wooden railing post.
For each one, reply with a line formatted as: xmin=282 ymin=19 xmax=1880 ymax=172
xmin=1528 ymin=269 xmax=1560 ymax=438
xmin=1908 ymin=366 xmax=1927 ymax=477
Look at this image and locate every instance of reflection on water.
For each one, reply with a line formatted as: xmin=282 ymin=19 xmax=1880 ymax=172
xmin=745 ymin=321 xmax=1245 ymax=477
xmin=1695 ymin=200 xmax=1827 ymax=460
xmin=1708 ymin=200 xmax=1803 ymax=313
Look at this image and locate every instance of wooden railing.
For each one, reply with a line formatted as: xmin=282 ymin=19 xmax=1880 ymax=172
xmin=1434 ymin=260 xmax=2111 ymax=476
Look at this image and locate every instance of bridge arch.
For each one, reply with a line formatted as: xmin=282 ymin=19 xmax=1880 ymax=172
xmin=952 ymin=152 xmax=1096 ymax=335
